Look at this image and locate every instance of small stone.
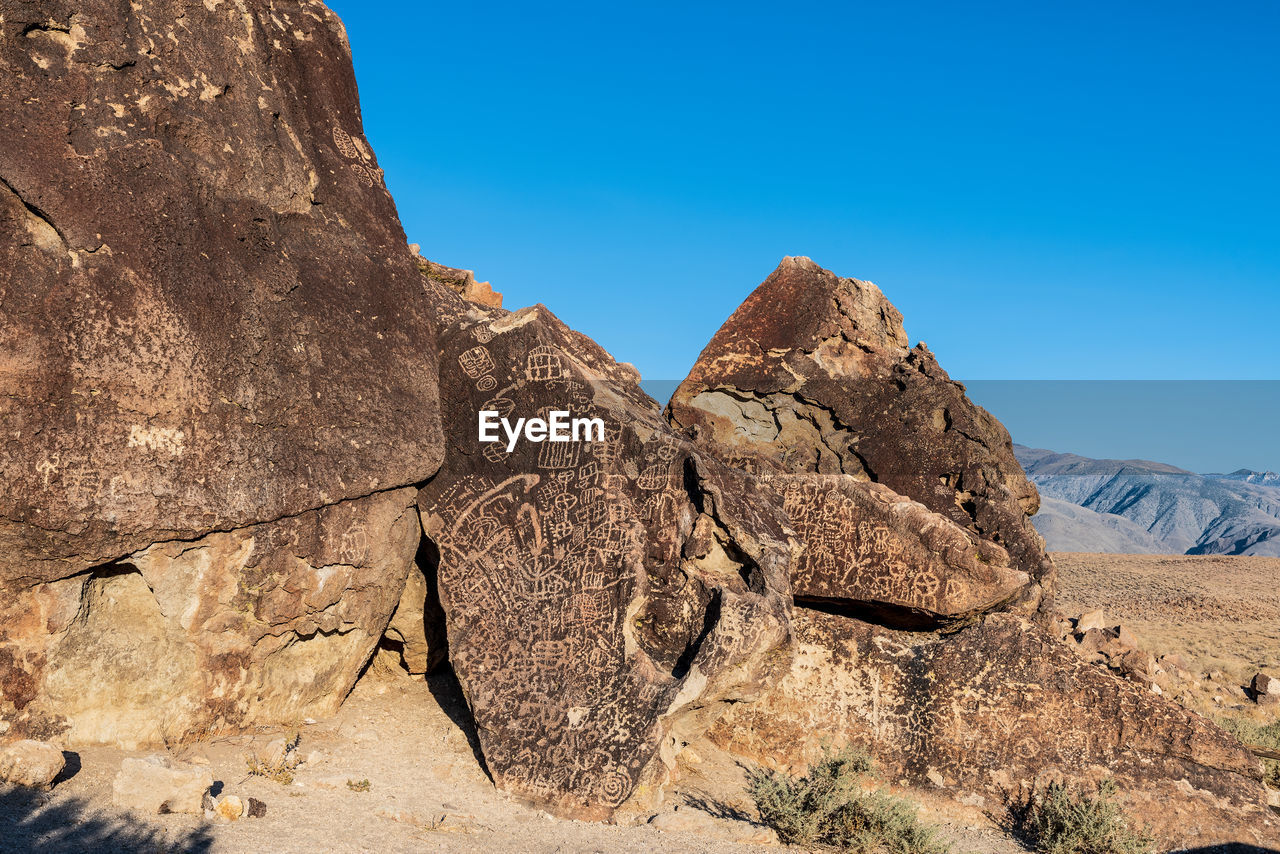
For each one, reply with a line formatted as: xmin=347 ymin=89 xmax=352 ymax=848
xmin=112 ymin=755 xmax=213 ymax=816
xmin=1077 ymin=628 xmax=1109 ymax=655
xmin=247 ymin=798 xmax=267 ymax=818
xmin=1115 ymin=625 xmax=1140 ymax=649
xmin=926 ymin=768 xmax=945 ymax=787
xmin=0 ymin=740 xmax=65 ymax=790
xmin=1076 ymin=609 xmax=1107 ymax=633
xmin=215 ymin=795 xmax=244 ymax=821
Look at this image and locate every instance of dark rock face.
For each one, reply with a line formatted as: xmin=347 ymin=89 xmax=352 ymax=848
xmin=0 ymin=1 xmax=442 ymax=742
xmin=709 ymin=609 xmax=1277 ymax=848
xmin=668 ymin=256 xmax=1052 ymax=612
xmin=0 ymin=0 xmax=443 ymax=586
xmin=774 ymin=474 xmax=1028 ymax=622
xmin=418 ymin=289 xmax=794 ymax=819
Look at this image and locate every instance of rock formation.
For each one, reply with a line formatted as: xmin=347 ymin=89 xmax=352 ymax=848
xmin=708 ymin=609 xmax=1273 ymax=846
xmin=668 ymin=257 xmax=1275 ymax=845
xmin=1 ymin=1 xmax=1272 ymax=846
xmin=417 ymin=285 xmax=795 ymax=819
xmin=668 ymin=256 xmax=1053 ymax=613
xmin=0 ymin=0 xmax=441 ymax=743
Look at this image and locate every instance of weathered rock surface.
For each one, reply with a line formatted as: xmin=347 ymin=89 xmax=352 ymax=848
xmin=417 ymin=254 xmax=504 ymax=309
xmin=668 ymin=256 xmax=1053 ymax=612
xmin=0 ymin=0 xmax=441 ymax=744
xmin=0 ymin=739 xmax=65 ymax=789
xmin=709 ymin=609 xmax=1276 ymax=848
xmin=774 ymin=474 xmax=1028 ymax=622
xmin=112 ymin=754 xmax=213 ymax=815
xmin=382 ymin=565 xmax=448 ymax=676
xmin=3 ymin=488 xmax=420 ymax=745
xmin=668 ymin=258 xmax=1273 ymax=845
xmin=417 ymin=289 xmax=795 ymax=819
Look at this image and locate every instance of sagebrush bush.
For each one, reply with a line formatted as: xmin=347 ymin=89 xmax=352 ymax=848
xmin=746 ymin=745 xmax=950 ymax=854
xmin=244 ymin=731 xmax=301 ymax=785
xmin=1006 ymin=779 xmax=1154 ymax=854
xmin=1216 ymin=716 xmax=1280 ymax=788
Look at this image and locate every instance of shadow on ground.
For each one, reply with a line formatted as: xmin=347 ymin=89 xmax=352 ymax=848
xmin=426 ymin=665 xmax=492 ymax=782
xmin=0 ymin=786 xmax=214 ymax=854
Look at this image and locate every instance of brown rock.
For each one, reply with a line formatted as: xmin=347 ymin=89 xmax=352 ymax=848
xmin=383 ymin=565 xmax=448 ymax=675
xmin=418 ymin=296 xmax=795 ymax=819
xmin=4 ymin=488 xmax=420 ymax=747
xmin=0 ymin=0 xmax=442 ymax=743
xmin=419 ymin=258 xmax=504 ymax=309
xmin=668 ymin=256 xmax=1053 ymax=612
xmin=774 ymin=475 xmax=1028 ymax=622
xmin=247 ymin=797 xmax=268 ymax=819
xmin=1253 ymin=671 xmax=1278 ymax=696
xmin=0 ymin=739 xmax=64 ymax=789
xmin=709 ymin=610 xmax=1275 ymax=848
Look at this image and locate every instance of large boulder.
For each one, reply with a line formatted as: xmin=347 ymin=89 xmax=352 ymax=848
xmin=417 ymin=288 xmax=795 ymax=819
xmin=669 ymin=258 xmax=1276 ymax=846
xmin=0 ymin=0 xmax=441 ymax=743
xmin=2 ymin=488 xmax=419 ymax=746
xmin=668 ymin=256 xmax=1053 ymax=613
xmin=709 ymin=609 xmax=1277 ymax=848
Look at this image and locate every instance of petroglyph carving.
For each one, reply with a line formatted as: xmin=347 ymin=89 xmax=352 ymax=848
xmin=458 ymin=346 xmax=495 ymax=378
xmin=332 ymin=125 xmax=358 ymax=159
xmin=418 ymin=302 xmax=793 ymax=819
xmin=525 ymin=345 xmax=566 ymax=382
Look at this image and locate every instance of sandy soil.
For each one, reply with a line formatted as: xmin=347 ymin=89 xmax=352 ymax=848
xmin=0 ymin=665 xmax=1022 ymax=854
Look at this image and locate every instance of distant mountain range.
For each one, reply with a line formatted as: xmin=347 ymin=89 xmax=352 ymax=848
xmin=1015 ymin=446 xmax=1280 ymax=556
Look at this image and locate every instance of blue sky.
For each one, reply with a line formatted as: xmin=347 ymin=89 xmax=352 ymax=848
xmin=328 ymin=2 xmax=1278 ymax=466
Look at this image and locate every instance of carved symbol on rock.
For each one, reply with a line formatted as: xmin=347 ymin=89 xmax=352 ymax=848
xmin=349 ymin=162 xmax=374 ymax=187
xmin=459 ymin=346 xmax=496 ymax=378
xmin=637 ymin=463 xmax=671 ymax=491
xmin=332 ymin=125 xmax=359 ymax=159
xmin=525 ymin=345 xmax=566 ymax=382
xmin=599 ymin=769 xmax=632 ymax=807
xmin=477 ymin=375 xmax=497 ymax=392
xmin=538 ymin=440 xmax=581 ymax=470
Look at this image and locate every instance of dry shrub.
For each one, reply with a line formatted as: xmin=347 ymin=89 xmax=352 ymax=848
xmin=746 ymin=745 xmax=949 ymax=854
xmin=1006 ymin=779 xmax=1154 ymax=854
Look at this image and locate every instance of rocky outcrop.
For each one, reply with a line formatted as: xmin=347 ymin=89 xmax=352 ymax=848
xmin=668 ymin=256 xmax=1053 ymax=612
xmin=668 ymin=258 xmax=1274 ymax=846
xmin=417 ymin=288 xmax=795 ymax=819
xmin=708 ymin=609 xmax=1275 ymax=848
xmin=0 ymin=0 xmax=442 ymax=743
xmin=2 ymin=488 xmax=419 ymax=746
xmin=416 ymin=252 xmax=504 ymax=309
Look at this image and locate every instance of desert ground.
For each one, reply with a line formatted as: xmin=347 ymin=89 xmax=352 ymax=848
xmin=0 ymin=664 xmax=1022 ymax=854
xmin=1054 ymin=552 xmax=1280 ymax=721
